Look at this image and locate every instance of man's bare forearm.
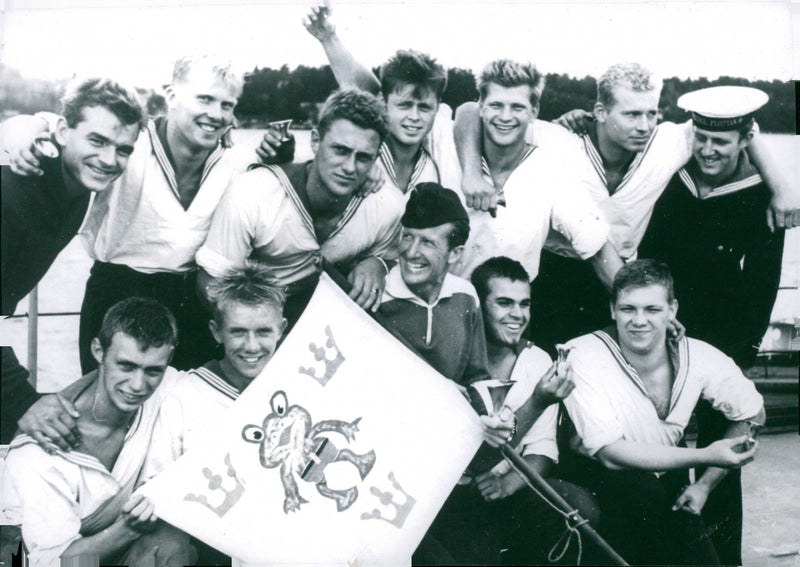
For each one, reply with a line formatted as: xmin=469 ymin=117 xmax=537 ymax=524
xmin=453 ymin=101 xmax=484 ymax=176
xmin=590 ymin=241 xmax=624 ymax=293
xmin=319 ymin=35 xmax=381 ymax=94
xmin=695 ymin=407 xmax=766 ymax=492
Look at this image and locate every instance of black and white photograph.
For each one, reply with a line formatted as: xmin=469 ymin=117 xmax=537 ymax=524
xmin=1 ymin=0 xmax=798 ymax=565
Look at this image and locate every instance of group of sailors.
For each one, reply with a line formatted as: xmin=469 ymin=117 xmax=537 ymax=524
xmin=1 ymin=2 xmax=797 ymax=566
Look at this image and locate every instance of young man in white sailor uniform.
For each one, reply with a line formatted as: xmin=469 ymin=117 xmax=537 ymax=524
xmin=448 ymin=59 xmax=624 ymax=289
xmin=639 ymin=86 xmax=787 ymax=565
xmin=1 ymin=55 xmax=291 ymax=374
xmin=1 ymin=298 xmax=181 ymax=567
xmin=196 ymin=88 xmax=404 ymax=327
xmin=561 ymin=260 xmax=765 ymax=566
xmin=453 ymin=62 xmax=795 ymax=355
xmin=302 ymin=2 xmax=461 ymax=198
xmin=130 ymin=261 xmax=287 ymax=566
xmin=426 ymin=256 xmax=602 ymax=565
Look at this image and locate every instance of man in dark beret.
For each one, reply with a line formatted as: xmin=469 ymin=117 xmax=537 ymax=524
xmin=376 ymin=182 xmax=489 ymax=387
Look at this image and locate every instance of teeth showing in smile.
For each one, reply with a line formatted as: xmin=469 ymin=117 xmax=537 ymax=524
xmin=241 ymin=356 xmax=261 ymax=364
xmin=493 ymin=124 xmax=516 ymax=132
xmin=198 ymin=123 xmax=218 ymax=133
xmin=120 ymin=391 xmax=141 ymax=402
xmin=87 ymin=165 xmax=114 ymax=176
xmin=405 ymin=261 xmax=426 ymax=271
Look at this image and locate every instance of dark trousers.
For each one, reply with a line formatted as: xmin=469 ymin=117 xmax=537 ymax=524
xmin=562 ymin=455 xmax=720 ymax=566
xmin=529 ymin=251 xmax=610 ymax=357
xmin=424 ymin=478 xmax=602 ymax=565
xmin=695 ymin=399 xmax=743 ymax=566
xmin=0 ymin=346 xmax=40 ymax=444
xmin=79 ymin=261 xmax=218 ymax=373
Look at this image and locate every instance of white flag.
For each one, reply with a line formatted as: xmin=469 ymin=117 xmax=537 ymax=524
xmin=139 ymin=273 xmax=484 ymax=565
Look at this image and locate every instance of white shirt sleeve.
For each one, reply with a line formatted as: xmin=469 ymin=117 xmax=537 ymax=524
xmin=360 ymin=190 xmax=403 ymax=263
xmin=140 ymin=392 xmax=187 ymax=484
xmin=428 ymin=103 xmax=463 ymax=192
xmin=195 ymin=169 xmax=276 ymax=277
xmin=506 ymin=348 xmax=560 ymax=462
xmin=2 ymin=446 xmax=83 ymax=567
xmin=697 ymin=342 xmax=764 ymax=421
xmin=562 ymin=340 xmax=625 ymax=456
xmin=549 ymin=175 xmax=610 ymax=260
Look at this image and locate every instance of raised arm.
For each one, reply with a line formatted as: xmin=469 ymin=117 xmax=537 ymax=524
xmin=746 ymin=135 xmax=799 ymax=230
xmin=453 ymin=101 xmax=497 ymax=212
xmin=303 ymin=1 xmax=381 ymax=94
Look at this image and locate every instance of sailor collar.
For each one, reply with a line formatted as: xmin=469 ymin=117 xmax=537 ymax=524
xmin=592 ymin=327 xmax=690 ymax=418
xmin=677 ymin=151 xmax=762 ymax=199
xmin=580 ymin=123 xmax=657 ymax=194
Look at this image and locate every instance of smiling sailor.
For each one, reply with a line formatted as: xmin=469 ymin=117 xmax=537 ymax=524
xmin=640 ymin=85 xmax=787 ymax=565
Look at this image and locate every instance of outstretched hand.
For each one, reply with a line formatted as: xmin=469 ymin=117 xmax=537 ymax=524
xmin=532 ymin=360 xmax=575 ymax=407
xmin=703 ymin=435 xmax=759 ymax=469
xmin=303 ymin=0 xmax=336 ymax=43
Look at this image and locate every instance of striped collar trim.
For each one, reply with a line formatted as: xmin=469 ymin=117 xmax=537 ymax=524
xmin=9 ymin=435 xmax=114 ymax=475
xmin=263 ymin=164 xmax=366 ymax=242
xmin=481 ymin=144 xmax=537 ymax=203
xmin=591 ymin=330 xmax=690 ymax=415
xmin=190 ymin=366 xmax=241 ymax=401
xmin=581 ymin=126 xmax=657 ymax=193
xmin=147 ymin=120 xmax=226 ymax=205
xmin=677 ymin=167 xmax=763 ymax=199
xmin=379 ymin=143 xmax=439 ymax=193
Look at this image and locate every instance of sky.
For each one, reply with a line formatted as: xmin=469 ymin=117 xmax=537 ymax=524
xmin=1 ymin=0 xmax=796 ymax=89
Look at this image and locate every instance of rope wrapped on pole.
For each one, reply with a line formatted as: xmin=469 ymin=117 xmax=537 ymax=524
xmin=500 ymin=445 xmax=629 ymax=566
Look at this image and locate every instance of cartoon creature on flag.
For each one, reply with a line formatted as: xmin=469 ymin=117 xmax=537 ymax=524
xmin=241 ymin=390 xmax=376 ymax=513
xmin=139 ymin=274 xmax=484 ymax=566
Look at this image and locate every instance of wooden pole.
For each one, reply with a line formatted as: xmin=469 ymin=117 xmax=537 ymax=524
xmin=500 ymin=445 xmax=629 ymax=566
xmin=27 ymin=286 xmax=39 ymax=387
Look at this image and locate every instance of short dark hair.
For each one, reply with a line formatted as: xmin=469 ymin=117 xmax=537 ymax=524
xmin=446 ymin=219 xmax=470 ymax=250
xmin=206 ymin=261 xmax=286 ymax=324
xmin=317 ymin=88 xmax=388 ymax=141
xmin=611 ymin=259 xmax=675 ymax=304
xmin=97 ymin=297 xmax=178 ymax=352
xmin=471 ymin=256 xmax=531 ymax=304
xmin=61 ymin=77 xmax=147 ymax=130
xmin=380 ymin=50 xmax=448 ymax=101
xmin=478 ymin=59 xmax=546 ymax=107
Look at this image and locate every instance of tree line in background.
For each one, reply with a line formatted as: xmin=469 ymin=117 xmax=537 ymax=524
xmin=1 ymin=62 xmax=794 ymax=133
